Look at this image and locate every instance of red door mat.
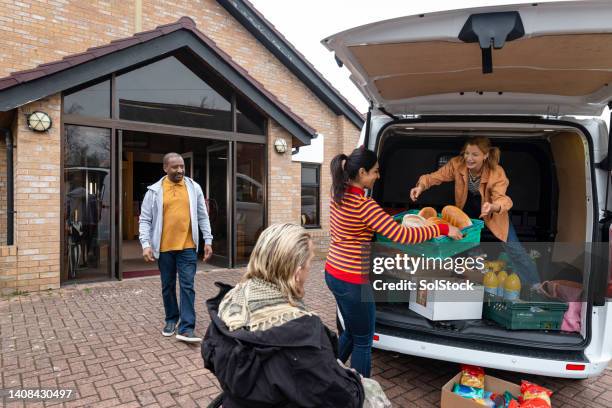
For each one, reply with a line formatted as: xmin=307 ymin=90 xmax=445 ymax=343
xmin=122 ymin=269 xmax=160 ymax=279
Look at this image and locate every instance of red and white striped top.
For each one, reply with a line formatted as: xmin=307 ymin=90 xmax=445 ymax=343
xmin=325 ymin=186 xmax=448 ymax=284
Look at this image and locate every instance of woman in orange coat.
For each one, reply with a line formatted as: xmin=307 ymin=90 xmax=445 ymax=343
xmin=410 ymin=136 xmax=539 ymax=284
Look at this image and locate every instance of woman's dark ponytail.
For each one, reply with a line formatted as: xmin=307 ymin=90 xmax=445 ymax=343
xmin=330 ymin=153 xmax=349 ymax=204
xmin=330 ymin=147 xmax=378 ymax=204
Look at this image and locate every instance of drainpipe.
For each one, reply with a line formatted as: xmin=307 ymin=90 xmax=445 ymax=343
xmin=1 ymin=128 xmax=13 ymax=246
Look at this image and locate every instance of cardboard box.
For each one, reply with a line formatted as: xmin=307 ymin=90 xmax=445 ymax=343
xmin=409 ymin=277 xmax=484 ymax=320
xmin=441 ymin=372 xmax=521 ymax=408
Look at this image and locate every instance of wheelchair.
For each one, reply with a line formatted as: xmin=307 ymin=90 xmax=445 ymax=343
xmin=206 ymin=391 xmax=223 ymax=408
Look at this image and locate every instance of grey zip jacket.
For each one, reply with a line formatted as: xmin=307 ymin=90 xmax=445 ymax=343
xmin=139 ymin=176 xmax=213 ymax=259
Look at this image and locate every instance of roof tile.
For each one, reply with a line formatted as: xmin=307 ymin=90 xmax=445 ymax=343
xmin=134 ymin=30 xmax=164 ymax=42
xmin=38 ymin=60 xmax=72 ymax=74
xmin=109 ymin=37 xmax=142 ymax=48
xmin=13 ymin=70 xmax=47 ymax=83
xmin=62 ymin=52 xmax=96 ymax=66
xmin=0 ymin=77 xmax=19 ymax=91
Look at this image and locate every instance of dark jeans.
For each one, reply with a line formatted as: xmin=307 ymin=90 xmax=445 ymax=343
xmin=325 ymin=271 xmax=375 ymax=378
xmin=505 ymin=222 xmax=540 ymax=285
xmin=158 ymin=248 xmax=197 ymax=334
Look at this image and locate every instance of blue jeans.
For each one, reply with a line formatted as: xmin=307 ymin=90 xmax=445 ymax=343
xmin=505 ymin=223 xmax=540 ymax=285
xmin=158 ymin=249 xmax=197 ymax=334
xmin=325 ymin=271 xmax=375 ymax=378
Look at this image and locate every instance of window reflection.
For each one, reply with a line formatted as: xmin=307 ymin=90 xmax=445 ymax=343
xmin=208 ymin=146 xmax=229 ymax=263
xmin=237 ymin=95 xmax=266 ymax=135
xmin=63 ymin=80 xmax=111 ymax=118
xmin=63 ymin=125 xmax=111 ymax=282
xmin=236 ymin=143 xmax=265 ymax=264
xmin=116 ymin=56 xmax=232 ymax=131
xmin=301 ymin=164 xmax=320 ymax=227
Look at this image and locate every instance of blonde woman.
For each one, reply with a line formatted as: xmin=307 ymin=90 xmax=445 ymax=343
xmin=410 ymin=136 xmax=539 ymax=284
xmin=202 ymin=224 xmax=371 ymax=407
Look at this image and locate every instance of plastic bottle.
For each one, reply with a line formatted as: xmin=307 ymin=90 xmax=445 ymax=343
xmin=483 ymin=271 xmax=499 ymax=296
xmin=496 ymin=270 xmax=508 ymax=297
xmin=503 ymin=273 xmax=521 ymax=300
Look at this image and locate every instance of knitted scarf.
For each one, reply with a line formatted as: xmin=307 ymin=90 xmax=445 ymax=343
xmin=218 ymin=278 xmax=313 ymax=332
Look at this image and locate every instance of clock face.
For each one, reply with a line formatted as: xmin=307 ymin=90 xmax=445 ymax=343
xmin=28 ymin=111 xmax=52 ymax=132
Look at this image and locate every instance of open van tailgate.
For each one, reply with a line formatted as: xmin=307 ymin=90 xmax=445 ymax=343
xmin=323 ymin=1 xmax=612 ymax=117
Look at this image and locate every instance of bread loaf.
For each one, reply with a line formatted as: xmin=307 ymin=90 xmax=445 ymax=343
xmin=441 ymin=205 xmax=472 ymax=229
xmin=427 ymin=216 xmax=450 ymax=226
xmin=418 ymin=207 xmax=437 ymax=219
xmin=402 ymin=214 xmax=429 ymax=228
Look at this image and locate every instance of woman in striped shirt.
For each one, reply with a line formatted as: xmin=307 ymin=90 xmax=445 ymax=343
xmin=325 ymin=147 xmax=462 ymax=378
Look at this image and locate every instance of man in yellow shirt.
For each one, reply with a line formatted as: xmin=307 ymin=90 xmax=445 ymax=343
xmin=139 ymin=153 xmax=213 ymax=343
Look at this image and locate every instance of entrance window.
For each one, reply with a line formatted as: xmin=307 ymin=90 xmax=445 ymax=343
xmin=63 ymin=125 xmax=112 ymax=282
xmin=236 ymin=143 xmax=265 ymax=264
xmin=63 ymin=79 xmax=111 ymax=118
xmin=207 ymin=144 xmax=230 ymax=266
xmin=301 ymin=163 xmax=320 ymax=228
xmin=237 ymin=95 xmax=266 ymax=135
xmin=60 ymin=49 xmax=272 ymax=277
xmin=116 ymin=55 xmax=232 ymax=131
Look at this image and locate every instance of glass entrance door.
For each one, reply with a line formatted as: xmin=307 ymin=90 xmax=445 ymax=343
xmin=63 ymin=125 xmax=113 ymax=282
xmin=206 ymin=143 xmax=231 ymax=267
xmin=235 ymin=143 xmax=265 ymax=265
xmin=181 ymin=152 xmax=194 ymax=178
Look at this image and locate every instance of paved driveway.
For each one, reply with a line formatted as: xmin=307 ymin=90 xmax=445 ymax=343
xmin=1 ymin=261 xmax=611 ymax=407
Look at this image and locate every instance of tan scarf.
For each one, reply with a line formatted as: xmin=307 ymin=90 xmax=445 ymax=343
xmin=219 ymin=278 xmax=313 ymax=332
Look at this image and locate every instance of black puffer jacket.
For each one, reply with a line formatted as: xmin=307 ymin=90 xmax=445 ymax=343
xmin=201 ymin=283 xmax=364 ymax=408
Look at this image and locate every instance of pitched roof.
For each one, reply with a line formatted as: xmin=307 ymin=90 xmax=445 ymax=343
xmin=217 ymin=0 xmax=365 ymax=129
xmin=0 ymin=17 xmax=200 ymax=92
xmin=0 ymin=17 xmax=317 ymax=145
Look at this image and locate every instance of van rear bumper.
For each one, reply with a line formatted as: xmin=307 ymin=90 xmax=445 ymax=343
xmin=373 ymin=331 xmax=607 ymax=379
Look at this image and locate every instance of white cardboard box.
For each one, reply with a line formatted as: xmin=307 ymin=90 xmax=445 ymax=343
xmin=409 ymin=277 xmax=484 ymax=320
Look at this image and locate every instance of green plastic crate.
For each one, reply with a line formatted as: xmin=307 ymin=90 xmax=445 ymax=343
xmin=483 ymin=292 xmax=568 ymax=330
xmin=375 ymin=210 xmax=484 ymax=259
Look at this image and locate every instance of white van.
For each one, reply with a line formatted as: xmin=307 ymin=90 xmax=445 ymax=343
xmin=323 ymin=0 xmax=612 ymax=379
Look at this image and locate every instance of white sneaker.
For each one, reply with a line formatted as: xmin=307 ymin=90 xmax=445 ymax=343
xmin=161 ymin=322 xmax=176 ymax=337
xmin=176 ymin=331 xmax=202 ymax=343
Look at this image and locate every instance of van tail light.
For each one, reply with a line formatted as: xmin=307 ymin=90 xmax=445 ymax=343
xmin=566 ymin=364 xmax=586 ymax=371
xmin=373 ymin=334 xmax=380 ymax=342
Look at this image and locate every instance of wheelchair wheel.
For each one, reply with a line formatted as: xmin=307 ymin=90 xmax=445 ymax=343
xmin=207 ymin=391 xmax=224 ymax=408
xmin=336 ymin=307 xmax=345 ymax=336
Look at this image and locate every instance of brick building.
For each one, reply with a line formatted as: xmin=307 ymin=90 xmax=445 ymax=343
xmin=0 ymin=0 xmax=363 ymax=294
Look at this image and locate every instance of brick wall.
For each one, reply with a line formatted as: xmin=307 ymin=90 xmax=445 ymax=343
xmin=0 ymin=0 xmax=135 ymax=77
xmin=340 ymin=115 xmax=362 ymax=157
xmin=0 ymin=0 xmax=360 ymax=150
xmin=12 ymin=95 xmax=62 ymax=292
xmin=0 ymin=245 xmax=17 ymax=295
xmin=0 ymin=1 xmax=361 ymax=284
xmin=267 ymin=120 xmax=301 ymax=226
